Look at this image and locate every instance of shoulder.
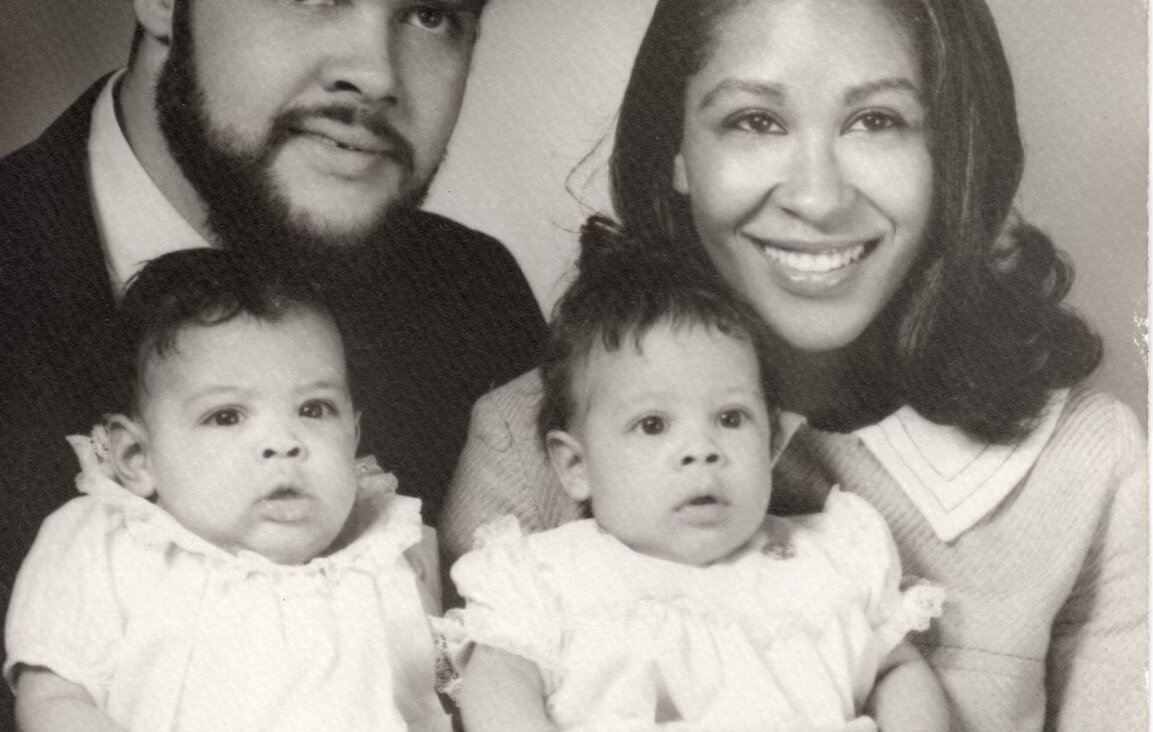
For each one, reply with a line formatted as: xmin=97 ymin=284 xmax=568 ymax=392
xmin=1047 ymin=386 xmax=1145 ymax=475
xmin=0 ymin=81 xmax=103 ymax=290
xmin=472 ymin=369 xmax=544 ymax=421
xmin=0 ymin=81 xmax=100 ymax=208
xmin=785 ymin=489 xmax=895 ymax=557
xmin=13 ymin=494 xmax=122 ymax=595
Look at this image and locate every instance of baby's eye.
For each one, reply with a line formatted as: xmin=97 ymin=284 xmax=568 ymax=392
xmin=718 ymin=409 xmax=747 ymax=429
xmin=299 ymin=400 xmax=337 ymax=419
xmin=637 ymin=416 xmax=667 ymax=435
xmin=729 ymin=111 xmax=785 ymax=135
xmin=205 ymin=408 xmax=241 ymax=427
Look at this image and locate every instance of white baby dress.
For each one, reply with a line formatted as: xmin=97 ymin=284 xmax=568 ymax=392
xmin=448 ymin=489 xmax=942 ymax=731
xmin=5 ymin=444 xmax=450 ymax=732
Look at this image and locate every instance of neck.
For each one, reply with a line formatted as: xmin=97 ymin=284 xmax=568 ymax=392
xmin=771 ymin=333 xmax=900 ymax=433
xmin=117 ymin=53 xmax=215 ymax=245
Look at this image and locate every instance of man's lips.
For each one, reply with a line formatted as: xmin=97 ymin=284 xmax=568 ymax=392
xmin=295 ymin=124 xmax=392 ymax=156
xmin=276 ymin=104 xmax=415 ymax=171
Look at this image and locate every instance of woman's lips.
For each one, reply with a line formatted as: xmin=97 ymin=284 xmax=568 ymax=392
xmin=760 ymin=239 xmax=873 ymax=273
xmin=748 ymin=235 xmax=880 ymax=295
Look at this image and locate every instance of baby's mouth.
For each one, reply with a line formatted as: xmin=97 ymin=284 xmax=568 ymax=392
xmin=265 ymin=486 xmax=304 ymax=501
xmin=255 ymin=483 xmax=314 ymax=521
xmin=686 ymin=495 xmax=720 ymax=507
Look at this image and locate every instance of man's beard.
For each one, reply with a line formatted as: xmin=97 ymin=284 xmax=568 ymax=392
xmin=154 ymin=1 xmax=432 ymax=261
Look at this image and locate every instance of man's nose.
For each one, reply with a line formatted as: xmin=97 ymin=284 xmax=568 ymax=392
xmin=319 ymin=10 xmax=400 ymax=103
xmin=771 ymin=137 xmax=852 ymax=225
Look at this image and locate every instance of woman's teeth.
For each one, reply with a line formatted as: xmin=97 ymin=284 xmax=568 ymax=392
xmin=762 ymin=242 xmax=868 ymax=273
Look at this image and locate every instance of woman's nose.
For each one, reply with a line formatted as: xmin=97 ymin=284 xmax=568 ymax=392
xmin=772 ymin=139 xmax=850 ymax=224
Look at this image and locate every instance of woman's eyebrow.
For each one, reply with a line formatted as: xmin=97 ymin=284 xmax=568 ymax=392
xmin=844 ymin=77 xmax=922 ymax=106
xmin=700 ymin=79 xmax=786 ymax=110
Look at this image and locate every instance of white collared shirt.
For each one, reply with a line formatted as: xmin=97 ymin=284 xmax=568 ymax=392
xmin=87 ymin=70 xmax=211 ymax=297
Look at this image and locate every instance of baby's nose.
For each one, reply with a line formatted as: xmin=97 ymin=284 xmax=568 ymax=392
xmin=263 ymin=445 xmax=302 ymax=459
xmin=680 ymin=449 xmax=721 ymax=466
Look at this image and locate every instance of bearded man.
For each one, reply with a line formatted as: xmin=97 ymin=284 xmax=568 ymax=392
xmin=0 ymin=1 xmax=546 ymax=703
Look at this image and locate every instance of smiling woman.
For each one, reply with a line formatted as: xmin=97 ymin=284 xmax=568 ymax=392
xmin=440 ymin=0 xmax=1147 ymax=729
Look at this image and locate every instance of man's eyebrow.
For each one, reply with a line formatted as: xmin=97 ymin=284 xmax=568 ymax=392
xmin=844 ymin=77 xmax=922 ymax=106
xmin=436 ymin=0 xmax=486 ymax=13
xmin=700 ymin=79 xmax=786 ymax=110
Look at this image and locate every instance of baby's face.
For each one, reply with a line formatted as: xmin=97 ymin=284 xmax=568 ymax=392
xmin=561 ymin=321 xmax=774 ymax=566
xmin=135 ymin=308 xmax=360 ymax=564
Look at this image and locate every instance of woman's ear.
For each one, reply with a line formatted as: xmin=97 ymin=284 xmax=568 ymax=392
xmin=673 ymin=151 xmax=690 ymax=195
xmin=107 ymin=414 xmax=157 ymax=499
xmin=546 ymin=430 xmax=591 ymax=503
xmin=133 ymin=0 xmax=177 ymax=45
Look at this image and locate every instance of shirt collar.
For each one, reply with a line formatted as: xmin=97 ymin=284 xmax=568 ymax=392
xmin=88 ymin=69 xmax=211 ymax=297
xmin=852 ymin=389 xmax=1069 ymax=542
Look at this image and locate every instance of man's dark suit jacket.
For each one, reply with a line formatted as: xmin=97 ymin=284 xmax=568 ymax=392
xmin=0 ymin=80 xmax=547 ymax=706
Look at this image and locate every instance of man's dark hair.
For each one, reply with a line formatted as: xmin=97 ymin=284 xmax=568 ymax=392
xmin=537 ymin=216 xmax=776 ymax=444
xmin=115 ymin=248 xmax=350 ymax=414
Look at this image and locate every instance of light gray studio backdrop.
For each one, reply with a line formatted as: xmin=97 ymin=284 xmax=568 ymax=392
xmin=2 ymin=0 xmax=1147 ymax=424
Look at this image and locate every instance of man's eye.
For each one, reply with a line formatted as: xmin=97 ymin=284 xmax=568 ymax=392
xmin=405 ymin=6 xmax=454 ymax=32
xmin=638 ymin=416 xmax=666 ymax=435
xmin=206 ymin=409 xmax=241 ymax=427
xmin=300 ymin=400 xmax=335 ymax=419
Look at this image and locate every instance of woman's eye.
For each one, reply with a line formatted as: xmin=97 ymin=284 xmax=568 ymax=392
xmin=638 ymin=416 xmax=666 ymax=435
xmin=206 ymin=409 xmax=241 ymax=427
xmin=847 ymin=110 xmax=904 ymax=133
xmin=730 ymin=112 xmax=784 ymax=135
xmin=718 ymin=410 xmax=746 ymax=429
xmin=300 ymin=400 xmax=336 ymax=419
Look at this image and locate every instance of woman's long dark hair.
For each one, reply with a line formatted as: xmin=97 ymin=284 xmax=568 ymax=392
xmin=607 ymin=0 xmax=1100 ymax=443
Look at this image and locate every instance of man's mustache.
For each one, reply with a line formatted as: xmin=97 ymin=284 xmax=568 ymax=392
xmin=273 ymin=104 xmax=415 ymax=173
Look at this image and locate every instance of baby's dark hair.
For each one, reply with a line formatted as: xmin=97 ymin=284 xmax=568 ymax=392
xmin=538 ymin=216 xmax=776 ymax=443
xmin=114 ymin=248 xmax=348 ymax=415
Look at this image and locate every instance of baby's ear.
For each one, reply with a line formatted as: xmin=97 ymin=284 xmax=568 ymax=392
xmin=106 ymin=414 xmax=156 ymax=499
xmin=546 ymin=430 xmax=590 ymax=502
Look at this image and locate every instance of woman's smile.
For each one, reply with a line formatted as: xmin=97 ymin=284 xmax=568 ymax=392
xmin=748 ymin=233 xmax=880 ymax=294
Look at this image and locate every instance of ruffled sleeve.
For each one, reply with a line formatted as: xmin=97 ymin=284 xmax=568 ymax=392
xmin=821 ymin=490 xmax=943 ymax=655
xmin=4 ymin=496 xmax=125 ymax=705
xmin=445 ymin=515 xmax=566 ymax=682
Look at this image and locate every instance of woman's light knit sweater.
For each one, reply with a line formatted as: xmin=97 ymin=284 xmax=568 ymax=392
xmin=441 ymin=371 xmax=1147 ymax=732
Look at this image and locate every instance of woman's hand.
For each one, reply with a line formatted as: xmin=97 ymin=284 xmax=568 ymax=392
xmin=458 ymin=644 xmax=558 ymax=732
xmin=15 ymin=666 xmax=127 ymax=732
xmin=864 ymin=640 xmax=950 ymax=731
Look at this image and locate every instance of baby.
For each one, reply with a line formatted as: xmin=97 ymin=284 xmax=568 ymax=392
xmin=5 ymin=249 xmax=449 ymax=731
xmin=447 ymin=222 xmax=948 ymax=731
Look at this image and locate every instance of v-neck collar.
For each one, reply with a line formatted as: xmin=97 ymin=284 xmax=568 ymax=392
xmin=850 ymin=389 xmax=1069 ymax=542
